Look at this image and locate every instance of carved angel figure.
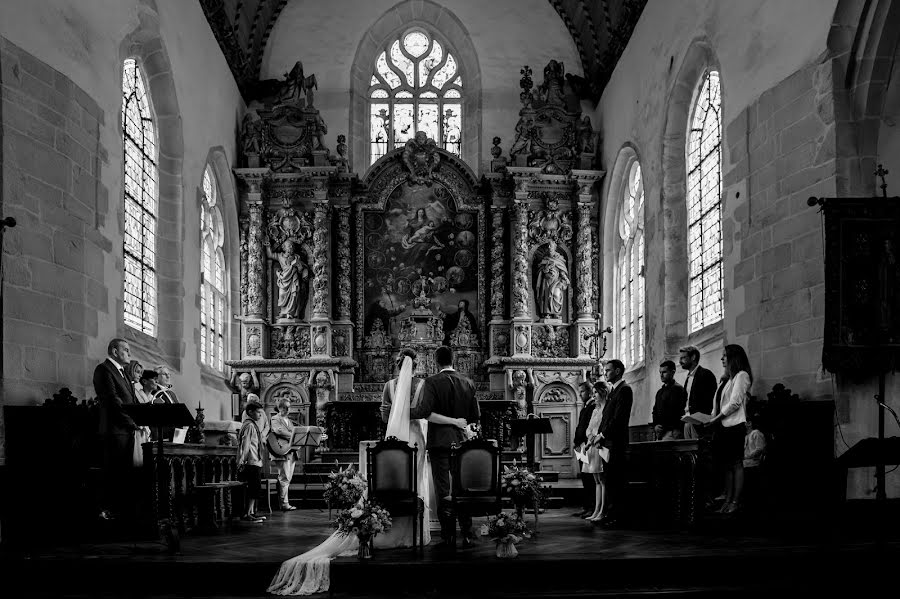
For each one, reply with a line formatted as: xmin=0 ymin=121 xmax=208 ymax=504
xmin=576 ymin=115 xmax=595 ymax=154
xmin=535 ymin=240 xmax=570 ymax=319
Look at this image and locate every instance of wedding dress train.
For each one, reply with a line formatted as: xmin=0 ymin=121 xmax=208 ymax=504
xmin=268 ymin=357 xmax=433 ymax=595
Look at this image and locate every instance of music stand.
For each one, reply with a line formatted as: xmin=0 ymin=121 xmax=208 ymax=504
xmin=510 ymin=415 xmax=553 ymax=473
xmin=124 ymin=403 xmax=194 ymax=520
xmin=292 ymin=426 xmax=324 ymax=509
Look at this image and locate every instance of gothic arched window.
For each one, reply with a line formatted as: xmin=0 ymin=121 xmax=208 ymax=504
xmin=687 ymin=70 xmax=723 ymax=332
xmin=617 ymin=161 xmax=645 ymax=367
xmin=368 ymin=28 xmax=464 ymax=165
xmin=122 ymin=58 xmax=158 ymax=336
xmin=200 ymin=166 xmax=226 ymax=371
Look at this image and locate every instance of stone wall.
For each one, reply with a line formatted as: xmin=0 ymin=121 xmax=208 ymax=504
xmin=0 ymin=0 xmax=245 ymax=464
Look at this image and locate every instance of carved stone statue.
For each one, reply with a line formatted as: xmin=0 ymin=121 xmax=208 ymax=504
xmin=311 ymin=370 xmax=335 ymax=451
xmin=536 ymin=60 xmax=566 ymax=107
xmin=241 ymin=110 xmax=263 ymax=158
xmin=228 ymin=370 xmax=260 ymax=414
xmin=535 ymin=240 xmax=570 ymax=320
xmin=576 ymin=115 xmax=595 ymax=154
xmin=402 ymin=131 xmax=441 ymax=185
xmin=265 ymin=238 xmax=310 ymax=321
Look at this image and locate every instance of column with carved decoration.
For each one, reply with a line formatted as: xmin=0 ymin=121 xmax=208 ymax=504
xmin=310 ymin=193 xmax=332 ymax=356
xmin=489 ymin=205 xmax=510 ymax=359
xmin=510 ymin=196 xmax=531 ymax=356
xmin=572 ymin=171 xmax=604 ymax=357
xmin=239 ymin=217 xmax=248 ymax=317
xmin=234 ymin=167 xmax=272 ymax=359
xmin=332 ymin=203 xmax=354 ymax=362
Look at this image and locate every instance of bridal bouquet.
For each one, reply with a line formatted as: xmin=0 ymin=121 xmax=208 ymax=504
xmin=323 ymin=465 xmax=367 ymax=509
xmin=333 ymin=500 xmax=392 ymax=538
xmin=501 ymin=464 xmax=543 ymax=508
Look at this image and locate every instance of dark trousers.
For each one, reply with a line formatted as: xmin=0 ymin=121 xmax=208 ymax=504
xmin=102 ymin=432 xmax=136 ymax=519
xmin=604 ymin=452 xmax=628 ymax=520
xmin=429 ymin=448 xmax=472 ymax=540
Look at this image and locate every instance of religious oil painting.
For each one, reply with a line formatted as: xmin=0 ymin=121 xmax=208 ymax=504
xmin=363 ymin=182 xmax=478 ymax=338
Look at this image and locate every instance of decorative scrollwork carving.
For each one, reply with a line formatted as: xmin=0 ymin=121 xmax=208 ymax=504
xmin=533 ymin=324 xmax=569 ymax=358
xmin=311 ymin=203 xmax=330 ymax=317
xmin=490 ymin=206 xmax=506 ymax=319
xmin=271 ymin=326 xmax=311 ymax=359
xmin=511 ymin=202 xmax=530 ymax=318
xmin=527 ymin=195 xmax=573 ymax=245
xmin=247 ymin=204 xmax=266 ymax=318
xmin=575 ymin=202 xmax=594 ymax=317
xmin=402 ymin=131 xmax=442 ymax=185
xmin=335 ymin=206 xmax=352 ymax=320
xmin=538 ymin=383 xmax=575 ymax=403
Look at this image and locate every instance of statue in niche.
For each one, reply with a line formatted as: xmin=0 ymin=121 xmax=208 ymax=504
xmin=535 ymin=240 xmax=570 ymax=320
xmin=240 ymin=110 xmax=263 ymax=157
xmin=576 ymin=115 xmax=595 ymax=154
xmin=402 ymin=131 xmax=441 ymax=185
xmin=265 ymin=238 xmax=310 ymax=321
xmin=442 ymin=299 xmax=480 ymax=346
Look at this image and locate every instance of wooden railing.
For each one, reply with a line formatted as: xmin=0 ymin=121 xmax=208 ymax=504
xmin=626 ymin=439 xmax=703 ymax=527
xmin=144 ymin=443 xmax=241 ymax=532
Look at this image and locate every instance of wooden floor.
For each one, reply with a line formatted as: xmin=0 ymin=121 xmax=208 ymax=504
xmin=3 ymin=504 xmax=899 ymax=597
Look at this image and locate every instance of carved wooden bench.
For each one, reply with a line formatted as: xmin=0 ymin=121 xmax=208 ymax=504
xmin=194 ymin=481 xmax=244 ymax=530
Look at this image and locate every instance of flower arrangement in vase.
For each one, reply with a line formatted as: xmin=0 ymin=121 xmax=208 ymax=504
xmin=333 ymin=500 xmax=392 ymax=559
xmin=501 ymin=464 xmax=544 ymax=515
xmin=486 ymin=511 xmax=531 ymax=558
xmin=322 ymin=465 xmax=367 ymax=515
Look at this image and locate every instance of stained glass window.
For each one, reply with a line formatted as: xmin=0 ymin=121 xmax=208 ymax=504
xmin=122 ymin=58 xmax=157 ymax=336
xmin=200 ymin=166 xmax=226 ymax=371
xmin=368 ymin=29 xmax=464 ymax=165
xmin=617 ymin=161 xmax=645 ymax=367
xmin=687 ymin=71 xmax=723 ymax=332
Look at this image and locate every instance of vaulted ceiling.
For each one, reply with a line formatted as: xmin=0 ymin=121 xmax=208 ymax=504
xmin=199 ymin=0 xmax=647 ymax=103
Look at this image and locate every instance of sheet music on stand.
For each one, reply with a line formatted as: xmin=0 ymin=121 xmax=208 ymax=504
xmin=292 ymin=426 xmax=324 ymax=449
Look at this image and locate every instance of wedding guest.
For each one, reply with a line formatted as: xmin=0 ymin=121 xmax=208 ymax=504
xmin=271 ymin=398 xmax=298 ymax=511
xmin=134 ymin=369 xmax=159 ymax=404
xmin=679 ymin=346 xmax=717 ymax=439
xmin=597 ymin=359 xmax=633 ymax=527
xmin=153 ymin=364 xmax=179 ymax=403
xmin=582 ymin=383 xmax=609 ymax=522
xmin=92 ymin=338 xmax=140 ymax=521
xmin=126 ymin=359 xmax=143 ymax=390
xmin=653 ymin=360 xmax=687 ymax=440
xmin=706 ymin=344 xmax=752 ymax=515
xmin=571 ymin=381 xmax=597 ymax=517
xmin=238 ymin=402 xmax=265 ymax=523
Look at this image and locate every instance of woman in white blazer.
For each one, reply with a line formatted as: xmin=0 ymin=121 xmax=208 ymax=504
xmin=707 ymin=344 xmax=752 ymax=515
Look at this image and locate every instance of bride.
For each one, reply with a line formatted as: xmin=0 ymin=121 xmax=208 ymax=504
xmin=268 ymin=348 xmax=466 ymax=595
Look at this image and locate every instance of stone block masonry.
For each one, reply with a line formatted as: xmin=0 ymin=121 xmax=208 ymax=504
xmin=1 ymin=37 xmax=111 ymax=462
xmin=725 ymin=60 xmax=836 ymax=397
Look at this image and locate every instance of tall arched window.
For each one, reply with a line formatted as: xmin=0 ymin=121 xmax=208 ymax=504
xmin=617 ymin=161 xmax=645 ymax=367
xmin=686 ymin=70 xmax=723 ymax=333
xmin=200 ymin=166 xmax=226 ymax=371
xmin=368 ymin=28 xmax=464 ymax=165
xmin=122 ymin=58 xmax=158 ymax=337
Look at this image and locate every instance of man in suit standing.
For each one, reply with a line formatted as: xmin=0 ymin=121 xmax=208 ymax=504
xmin=679 ymin=346 xmax=718 ymax=439
xmin=410 ymin=346 xmax=480 ymax=549
xmin=92 ymin=338 xmax=140 ymax=521
xmin=597 ymin=359 xmax=633 ymax=527
xmin=653 ymin=360 xmax=687 ymax=440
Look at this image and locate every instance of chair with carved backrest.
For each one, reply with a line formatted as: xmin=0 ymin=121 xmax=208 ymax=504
xmin=365 ymin=437 xmax=424 ymax=551
xmin=450 ymin=437 xmax=502 ymax=525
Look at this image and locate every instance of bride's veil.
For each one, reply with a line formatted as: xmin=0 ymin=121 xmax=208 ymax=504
xmin=385 ymin=356 xmax=413 ymax=442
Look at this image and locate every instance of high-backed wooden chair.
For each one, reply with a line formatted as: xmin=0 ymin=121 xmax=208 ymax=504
xmin=365 ymin=437 xmax=424 ymax=551
xmin=450 ymin=438 xmax=502 ymax=522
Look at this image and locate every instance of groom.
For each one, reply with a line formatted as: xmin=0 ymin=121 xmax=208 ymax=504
xmin=410 ymin=345 xmax=480 ymax=548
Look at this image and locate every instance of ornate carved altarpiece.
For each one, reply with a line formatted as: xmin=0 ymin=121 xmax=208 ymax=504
xmin=227 ymin=60 xmax=606 ymax=477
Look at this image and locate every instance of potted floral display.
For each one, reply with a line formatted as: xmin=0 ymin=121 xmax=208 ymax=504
xmin=333 ymin=500 xmax=392 ymax=559
xmin=322 ymin=465 xmax=366 ymax=517
xmin=486 ymin=511 xmax=531 ymax=558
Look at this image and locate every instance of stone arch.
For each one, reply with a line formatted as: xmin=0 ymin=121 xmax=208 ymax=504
xmin=660 ymin=39 xmax=723 ymax=355
xmin=349 ymin=0 xmax=483 ymax=175
xmin=118 ymin=2 xmax=185 ymax=369
xmin=537 ymin=382 xmax=576 ymax=404
xmin=203 ymin=146 xmax=240 ymax=370
xmin=603 ymin=143 xmax=643 ymax=364
xmin=827 ymin=0 xmax=900 ymax=196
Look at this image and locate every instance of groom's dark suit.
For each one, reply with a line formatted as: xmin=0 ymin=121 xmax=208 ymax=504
xmin=410 ymin=367 xmax=480 ymax=542
xmin=93 ymin=357 xmax=139 ymax=517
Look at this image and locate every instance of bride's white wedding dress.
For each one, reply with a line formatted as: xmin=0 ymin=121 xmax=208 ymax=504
xmin=268 ymin=358 xmax=433 ymax=596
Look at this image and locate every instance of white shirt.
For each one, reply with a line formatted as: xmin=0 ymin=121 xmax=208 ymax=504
xmin=719 ymin=371 xmax=750 ymax=427
xmin=106 ymin=357 xmax=126 ymax=379
xmin=684 ymin=366 xmax=699 ymax=414
xmin=439 ymin=367 xmax=456 ymax=373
